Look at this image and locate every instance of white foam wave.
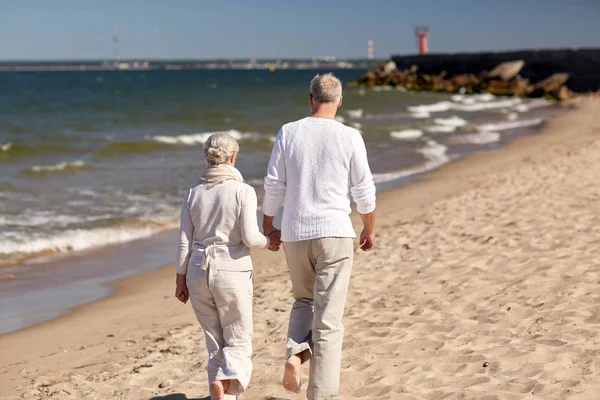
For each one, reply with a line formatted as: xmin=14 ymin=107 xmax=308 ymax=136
xmin=390 ymin=129 xmax=423 ymax=140
xmin=434 ymin=116 xmax=468 ymax=127
xmin=0 ymin=223 xmax=175 ymax=258
xmin=410 ymin=110 xmax=431 ymax=119
xmin=408 ymin=97 xmax=522 ymax=114
xmin=351 ymin=122 xmax=362 ymax=130
xmin=408 ymin=101 xmax=453 ymax=113
xmin=374 ymin=139 xmax=449 ymax=183
xmin=29 ymin=160 xmax=86 ymax=173
xmin=1 ymin=142 xmax=12 ymax=152
xmin=507 ymin=112 xmax=519 ymax=121
xmin=334 ymin=116 xmax=346 ymax=123
xmin=477 ymin=118 xmax=543 ymax=132
xmin=513 ymin=98 xmax=554 ymax=113
xmin=0 ymin=213 xmax=113 ymax=228
xmin=346 ymin=109 xmax=363 ymax=118
xmin=150 ymin=130 xmax=254 ymax=145
xmin=452 ymin=93 xmax=496 ymax=103
xmin=424 ymin=125 xmax=457 ymax=133
xmin=450 ymin=132 xmax=501 ymax=145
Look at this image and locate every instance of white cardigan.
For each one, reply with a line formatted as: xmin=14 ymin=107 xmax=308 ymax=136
xmin=262 ymin=117 xmax=376 ymax=242
xmin=177 ymin=177 xmax=269 ymax=275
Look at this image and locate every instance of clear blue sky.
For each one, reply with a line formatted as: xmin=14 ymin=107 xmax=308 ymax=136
xmin=1 ymin=0 xmax=599 ymax=60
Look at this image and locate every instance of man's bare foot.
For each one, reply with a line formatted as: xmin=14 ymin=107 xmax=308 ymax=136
xmin=210 ymin=380 xmax=227 ymax=400
xmin=282 ymin=354 xmax=302 ymax=393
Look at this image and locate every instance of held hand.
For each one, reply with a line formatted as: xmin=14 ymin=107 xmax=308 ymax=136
xmin=359 ymin=228 xmax=375 ymax=252
xmin=175 ymin=274 xmax=189 ymax=304
xmin=268 ymin=229 xmax=282 ymax=252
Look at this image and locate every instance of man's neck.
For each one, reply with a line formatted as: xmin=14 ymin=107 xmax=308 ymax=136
xmin=311 ymin=108 xmax=337 ymax=119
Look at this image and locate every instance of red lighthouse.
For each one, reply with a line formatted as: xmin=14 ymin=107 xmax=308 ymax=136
xmin=415 ymin=26 xmax=429 ymax=55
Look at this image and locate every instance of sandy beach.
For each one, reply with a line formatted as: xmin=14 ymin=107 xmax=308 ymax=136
xmin=1 ymin=98 xmax=599 ymax=399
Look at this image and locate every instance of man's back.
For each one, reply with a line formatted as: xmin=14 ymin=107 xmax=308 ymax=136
xmin=262 ymin=117 xmax=376 ymax=242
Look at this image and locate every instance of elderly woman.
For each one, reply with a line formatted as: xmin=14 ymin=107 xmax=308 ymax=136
xmin=175 ymin=132 xmax=280 ymax=400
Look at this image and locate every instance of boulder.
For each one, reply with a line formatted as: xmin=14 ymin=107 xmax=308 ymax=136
xmin=557 ymin=86 xmax=571 ymax=100
xmin=486 ymin=60 xmax=525 ymax=81
xmin=382 ymin=61 xmax=397 ymax=75
xmin=452 ymin=74 xmax=479 ymax=88
xmin=535 ymin=73 xmax=569 ymax=92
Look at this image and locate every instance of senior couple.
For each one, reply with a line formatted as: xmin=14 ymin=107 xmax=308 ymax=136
xmin=175 ymin=73 xmax=376 ymax=400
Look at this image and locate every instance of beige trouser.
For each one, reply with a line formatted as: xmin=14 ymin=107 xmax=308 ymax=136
xmin=187 ymin=264 xmax=254 ymax=400
xmin=283 ymin=237 xmax=354 ymax=400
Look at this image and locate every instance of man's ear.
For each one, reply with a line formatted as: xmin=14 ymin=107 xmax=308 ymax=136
xmin=338 ymin=97 xmax=343 ymax=108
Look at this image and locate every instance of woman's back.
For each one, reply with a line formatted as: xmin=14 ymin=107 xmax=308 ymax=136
xmin=177 ymin=179 xmax=267 ymax=274
xmin=186 ymin=180 xmax=252 ymax=246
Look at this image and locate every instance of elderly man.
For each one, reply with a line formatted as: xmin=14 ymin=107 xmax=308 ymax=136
xmin=262 ymin=73 xmax=376 ymax=399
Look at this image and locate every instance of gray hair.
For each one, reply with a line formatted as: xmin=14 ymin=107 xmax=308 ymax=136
xmin=204 ymin=132 xmax=239 ymax=165
xmin=310 ymin=73 xmax=342 ymax=105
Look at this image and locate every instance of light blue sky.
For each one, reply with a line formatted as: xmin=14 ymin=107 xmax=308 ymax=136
xmin=1 ymin=0 xmax=599 ymax=60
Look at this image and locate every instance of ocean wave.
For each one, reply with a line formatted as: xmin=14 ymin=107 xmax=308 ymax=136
xmin=408 ymin=97 xmax=523 ymax=114
xmin=374 ymin=139 xmax=449 ymax=183
xmin=346 ymin=109 xmax=363 ymax=118
xmin=434 ymin=116 xmax=468 ymax=127
xmin=410 ymin=110 xmax=431 ymax=119
xmin=390 ymin=129 xmax=423 ymax=140
xmin=408 ymin=101 xmax=453 ymax=113
xmin=477 ymin=118 xmax=543 ymax=132
xmin=28 ymin=160 xmax=87 ymax=173
xmin=0 ymin=219 xmax=178 ymax=262
xmin=513 ymin=98 xmax=554 ymax=113
xmin=451 ymin=93 xmax=495 ymax=103
xmin=1 ymin=143 xmax=12 ymax=152
xmin=450 ymin=132 xmax=501 ymax=145
xmin=424 ymin=125 xmax=457 ymax=133
xmin=0 ymin=212 xmax=112 ymax=228
xmin=422 ymin=116 xmax=469 ymax=134
xmin=150 ymin=129 xmax=256 ymax=145
xmin=334 ymin=116 xmax=346 ymax=123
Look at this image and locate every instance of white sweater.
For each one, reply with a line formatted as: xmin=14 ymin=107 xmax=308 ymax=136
xmin=177 ymin=178 xmax=269 ymax=275
xmin=262 ymin=117 xmax=376 ymax=242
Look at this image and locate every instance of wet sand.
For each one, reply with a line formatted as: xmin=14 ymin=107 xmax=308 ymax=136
xmin=1 ymin=98 xmax=599 ymax=399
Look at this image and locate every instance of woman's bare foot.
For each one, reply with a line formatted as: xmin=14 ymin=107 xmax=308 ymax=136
xmin=282 ymin=354 xmax=302 ymax=393
xmin=210 ymin=380 xmax=228 ymax=400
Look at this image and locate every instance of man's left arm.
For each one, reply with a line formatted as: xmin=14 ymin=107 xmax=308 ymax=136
xmin=262 ymin=129 xmax=286 ymax=236
xmin=349 ymin=133 xmax=376 ymax=215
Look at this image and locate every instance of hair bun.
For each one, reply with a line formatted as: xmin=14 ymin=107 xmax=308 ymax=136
xmin=206 ymin=147 xmax=229 ymax=164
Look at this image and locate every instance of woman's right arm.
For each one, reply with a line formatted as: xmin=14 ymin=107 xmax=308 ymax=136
xmin=240 ymin=186 xmax=270 ymax=249
xmin=176 ymin=188 xmax=193 ymax=275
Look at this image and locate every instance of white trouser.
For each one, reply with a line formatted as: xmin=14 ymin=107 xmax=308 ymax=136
xmin=187 ymin=261 xmax=254 ymax=400
xmin=283 ymin=237 xmax=354 ymax=400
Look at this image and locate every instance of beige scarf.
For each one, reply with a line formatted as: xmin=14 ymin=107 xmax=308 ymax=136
xmin=199 ymin=164 xmax=239 ymax=187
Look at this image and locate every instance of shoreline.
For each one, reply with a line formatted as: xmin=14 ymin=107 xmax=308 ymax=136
xmin=0 ymin=102 xmax=568 ymax=336
xmin=2 ymin=98 xmax=598 ymax=398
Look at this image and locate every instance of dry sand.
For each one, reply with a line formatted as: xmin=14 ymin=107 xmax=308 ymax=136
xmin=1 ymin=99 xmax=599 ymax=400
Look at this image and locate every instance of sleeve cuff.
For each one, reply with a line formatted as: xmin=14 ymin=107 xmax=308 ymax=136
xmin=176 ymin=266 xmax=187 ymax=275
xmin=261 ymin=200 xmax=281 ymax=217
xmin=357 ymin=201 xmax=376 ymax=214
